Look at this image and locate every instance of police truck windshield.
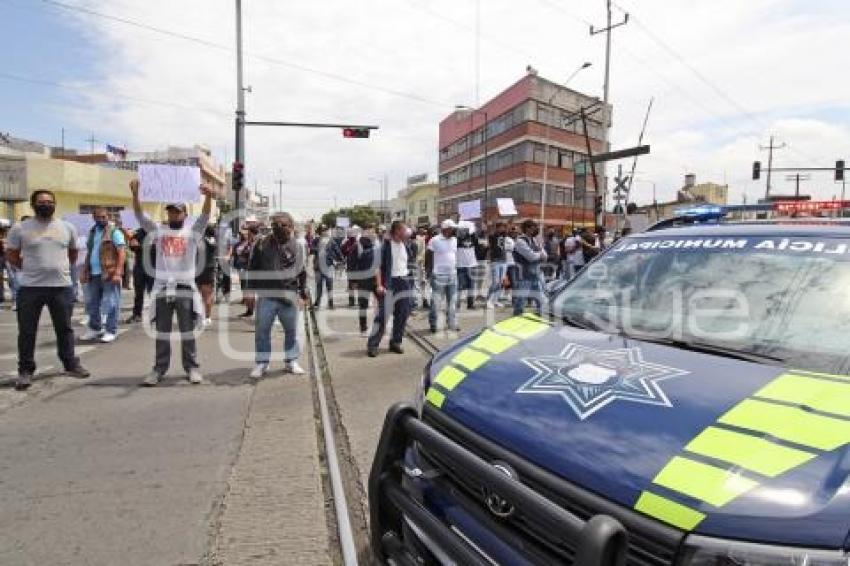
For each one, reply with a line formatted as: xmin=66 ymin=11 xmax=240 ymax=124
xmin=552 ymin=235 xmax=850 ymax=375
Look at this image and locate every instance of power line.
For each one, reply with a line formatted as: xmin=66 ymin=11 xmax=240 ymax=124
xmin=33 ymin=0 xmax=454 ymax=109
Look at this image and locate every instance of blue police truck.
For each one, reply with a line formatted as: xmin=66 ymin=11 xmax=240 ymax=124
xmin=370 ymin=218 xmax=850 ymax=565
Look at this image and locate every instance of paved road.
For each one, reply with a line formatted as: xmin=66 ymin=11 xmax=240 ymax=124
xmin=0 ymin=296 xmax=329 ymax=566
xmin=0 ymin=283 xmax=508 ymax=565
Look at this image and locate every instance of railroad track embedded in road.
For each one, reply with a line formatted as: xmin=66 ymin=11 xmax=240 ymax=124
xmin=304 ymin=299 xmax=368 ymax=566
xmin=405 ymin=327 xmax=440 ymax=358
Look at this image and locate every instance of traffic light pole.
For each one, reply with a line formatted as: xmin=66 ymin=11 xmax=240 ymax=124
xmin=233 ymin=0 xmax=246 ymax=236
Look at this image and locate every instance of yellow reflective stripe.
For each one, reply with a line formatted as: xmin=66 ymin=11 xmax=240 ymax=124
xmin=470 ymin=330 xmax=519 ymax=354
xmin=793 ymin=369 xmax=850 ymax=382
xmin=493 ymin=316 xmax=549 ymax=339
xmin=433 ymin=366 xmax=466 ymax=391
xmin=719 ymin=398 xmax=850 ymax=451
xmin=755 ymin=373 xmax=850 ymax=418
xmin=634 ymin=491 xmax=706 ymax=531
xmin=452 ymin=349 xmax=490 ymax=372
xmin=685 ymin=426 xmax=816 ymax=478
xmin=522 ymin=313 xmax=547 ymax=324
xmin=653 ymin=456 xmax=759 ymax=507
xmin=425 ymin=388 xmax=445 ymax=408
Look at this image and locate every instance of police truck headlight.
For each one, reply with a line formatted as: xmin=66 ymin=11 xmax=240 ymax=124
xmin=678 ymin=535 xmax=848 ymax=565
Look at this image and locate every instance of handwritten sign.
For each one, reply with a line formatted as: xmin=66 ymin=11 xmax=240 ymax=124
xmin=119 ymin=209 xmax=139 ymax=230
xmin=458 ymin=199 xmax=481 ymax=220
xmin=497 ymin=198 xmax=518 ymax=216
xmin=138 ymin=164 xmax=201 ymax=204
xmin=62 ymin=213 xmax=94 ymax=236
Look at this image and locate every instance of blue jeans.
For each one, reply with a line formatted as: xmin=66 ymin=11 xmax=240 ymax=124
xmin=314 ymin=271 xmax=333 ymax=306
xmin=487 ymin=262 xmax=507 ymax=303
xmin=512 ymin=277 xmax=544 ymax=316
xmin=85 ymin=275 xmax=121 ymax=334
xmin=255 ymin=296 xmax=300 ymax=365
xmin=428 ymin=274 xmax=457 ymax=331
xmin=368 ymin=277 xmax=411 ymax=350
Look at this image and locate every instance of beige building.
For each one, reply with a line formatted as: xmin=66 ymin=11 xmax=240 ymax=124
xmin=398 ymin=183 xmax=440 ymax=226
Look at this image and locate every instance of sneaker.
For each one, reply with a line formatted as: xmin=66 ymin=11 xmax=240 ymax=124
xmin=65 ymin=365 xmax=91 ymax=379
xmin=367 ymin=349 xmax=378 ymax=358
xmin=100 ymin=332 xmax=117 ymax=343
xmin=80 ymin=328 xmax=104 ymax=341
xmin=429 ymin=326 xmax=438 ymax=334
xmin=249 ymin=364 xmax=267 ymax=379
xmin=14 ymin=373 xmax=32 ymax=391
xmin=285 ymin=361 xmax=305 ymax=375
xmin=237 ymin=311 xmax=253 ymax=318
xmin=203 ymin=318 xmax=213 ymax=328
xmin=187 ymin=368 xmax=203 ymax=384
xmin=141 ymin=370 xmax=162 ymax=387
xmin=359 ymin=329 xmax=369 ymax=337
xmin=125 ymin=314 xmax=142 ymax=323
xmin=389 ymin=343 xmax=404 ymax=355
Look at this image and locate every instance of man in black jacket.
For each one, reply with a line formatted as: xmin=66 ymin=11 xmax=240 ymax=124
xmin=366 ymin=220 xmax=414 ymax=357
xmin=245 ymin=211 xmax=307 ymax=379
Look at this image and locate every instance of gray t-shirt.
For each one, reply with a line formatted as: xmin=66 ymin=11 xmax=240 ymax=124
xmin=138 ymin=213 xmax=209 ymax=286
xmin=6 ymin=218 xmax=78 ymax=287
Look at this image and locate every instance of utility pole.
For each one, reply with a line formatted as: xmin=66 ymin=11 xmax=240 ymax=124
xmin=785 ymin=173 xmax=810 ymax=198
xmin=760 ymin=135 xmax=786 ymax=198
xmin=275 ymin=171 xmax=284 ymax=213
xmin=60 ymin=128 xmax=65 ymax=157
xmin=591 ymin=0 xmax=628 ymax=226
xmin=85 ymin=132 xmax=97 ymax=154
xmin=234 ymin=0 xmax=247 ymax=232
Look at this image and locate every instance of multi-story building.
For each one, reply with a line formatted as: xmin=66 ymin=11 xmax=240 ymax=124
xmin=398 ymin=181 xmax=439 ymax=227
xmin=437 ymin=70 xmax=611 ymax=229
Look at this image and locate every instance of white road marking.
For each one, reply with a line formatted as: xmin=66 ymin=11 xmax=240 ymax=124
xmin=0 ymin=345 xmax=96 ymax=361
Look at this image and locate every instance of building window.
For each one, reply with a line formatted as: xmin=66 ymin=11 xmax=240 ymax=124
xmin=419 ymin=200 xmax=427 ymax=213
xmin=409 ymin=202 xmax=415 ymax=216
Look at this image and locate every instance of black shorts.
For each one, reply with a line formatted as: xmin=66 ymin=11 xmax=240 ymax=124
xmin=195 ymin=269 xmax=215 ymax=286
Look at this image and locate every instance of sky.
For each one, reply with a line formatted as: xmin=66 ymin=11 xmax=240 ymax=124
xmin=2 ymin=0 xmax=850 ymax=220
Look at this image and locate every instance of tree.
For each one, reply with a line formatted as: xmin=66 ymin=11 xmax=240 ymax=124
xmin=319 ymin=205 xmax=378 ymax=229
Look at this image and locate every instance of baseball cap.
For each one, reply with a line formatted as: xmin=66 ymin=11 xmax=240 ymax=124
xmin=165 ymin=203 xmax=187 ymax=213
xmin=441 ymin=219 xmax=456 ymax=229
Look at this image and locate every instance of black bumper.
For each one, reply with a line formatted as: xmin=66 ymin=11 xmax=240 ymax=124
xmin=368 ymin=402 xmax=632 ymax=566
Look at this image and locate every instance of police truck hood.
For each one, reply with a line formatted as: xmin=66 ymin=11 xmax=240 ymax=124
xmin=426 ymin=316 xmax=850 ymax=548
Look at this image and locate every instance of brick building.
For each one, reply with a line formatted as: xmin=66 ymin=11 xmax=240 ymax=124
xmin=437 ymin=70 xmax=611 ymax=229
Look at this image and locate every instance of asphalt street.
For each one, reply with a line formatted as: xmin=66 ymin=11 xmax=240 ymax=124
xmin=0 ymin=284 xmax=507 ymax=565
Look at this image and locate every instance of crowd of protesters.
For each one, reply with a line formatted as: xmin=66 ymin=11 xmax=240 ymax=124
xmin=0 ymin=181 xmax=609 ymax=391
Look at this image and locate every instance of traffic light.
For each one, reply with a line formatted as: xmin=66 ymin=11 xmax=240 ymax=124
xmin=232 ymin=161 xmax=244 ymax=192
xmin=836 ymin=160 xmax=845 ymax=182
xmin=342 ymin=128 xmax=370 ymax=139
xmin=594 ymin=195 xmax=604 ymax=217
xmin=752 ymin=161 xmax=761 ymax=180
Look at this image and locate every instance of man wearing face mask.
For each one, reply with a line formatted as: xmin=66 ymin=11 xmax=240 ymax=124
xmin=80 ymin=207 xmax=126 ymax=343
xmin=246 ymin=211 xmax=307 ymax=379
xmin=6 ymin=190 xmax=90 ymax=390
xmin=352 ymin=225 xmax=379 ymax=336
xmin=130 ymin=179 xmax=213 ymax=386
xmin=512 ymin=219 xmax=547 ymax=316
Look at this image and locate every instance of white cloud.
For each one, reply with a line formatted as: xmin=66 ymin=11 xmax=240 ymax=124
xmin=48 ymin=0 xmax=850 ymax=219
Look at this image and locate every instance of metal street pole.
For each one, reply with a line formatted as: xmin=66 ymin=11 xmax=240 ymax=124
xmin=455 ymin=106 xmax=489 ymax=223
xmin=540 ymin=62 xmax=592 ymax=230
xmin=233 ymin=0 xmax=246 ymax=233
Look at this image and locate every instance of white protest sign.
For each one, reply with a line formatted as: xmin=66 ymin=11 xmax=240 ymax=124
xmin=119 ymin=209 xmax=139 ymax=230
xmin=336 ymin=216 xmax=350 ymax=228
xmin=138 ymin=164 xmax=201 ymax=204
xmin=497 ymin=198 xmax=518 ymax=216
xmin=62 ymin=213 xmax=94 ymax=236
xmin=458 ymin=199 xmax=481 ymax=220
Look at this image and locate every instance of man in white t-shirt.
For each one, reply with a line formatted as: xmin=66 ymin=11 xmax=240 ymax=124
xmin=455 ymin=220 xmax=478 ymax=310
xmin=561 ymin=229 xmax=586 ymax=280
xmin=425 ymin=219 xmax=458 ymax=333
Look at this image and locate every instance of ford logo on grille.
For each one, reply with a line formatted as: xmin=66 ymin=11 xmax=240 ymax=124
xmin=484 ymin=461 xmax=518 ymax=519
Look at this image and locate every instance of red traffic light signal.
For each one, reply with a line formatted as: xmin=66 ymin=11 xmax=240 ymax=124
xmin=752 ymin=161 xmax=761 ymax=180
xmin=837 ymin=160 xmax=845 ymax=182
xmin=232 ymin=161 xmax=244 ymax=192
xmin=342 ymin=127 xmax=370 ymax=139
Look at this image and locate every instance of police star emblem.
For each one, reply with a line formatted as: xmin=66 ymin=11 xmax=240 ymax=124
xmin=517 ymin=344 xmax=688 ymax=420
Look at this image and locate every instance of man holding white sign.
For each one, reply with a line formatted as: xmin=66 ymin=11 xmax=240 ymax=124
xmin=130 ymin=178 xmax=213 ymax=387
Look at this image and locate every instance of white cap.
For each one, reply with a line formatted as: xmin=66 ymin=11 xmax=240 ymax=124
xmin=441 ymin=219 xmax=456 ymax=229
